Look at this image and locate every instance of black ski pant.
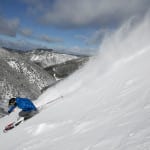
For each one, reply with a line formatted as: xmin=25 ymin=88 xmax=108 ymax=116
xmin=19 ymin=110 xmax=37 ymax=120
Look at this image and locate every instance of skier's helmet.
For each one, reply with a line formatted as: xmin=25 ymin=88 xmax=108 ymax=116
xmin=8 ymin=98 xmax=16 ymax=106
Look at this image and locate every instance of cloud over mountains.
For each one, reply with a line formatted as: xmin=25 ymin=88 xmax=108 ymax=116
xmin=0 ymin=0 xmax=150 ymax=54
xmin=23 ymin=0 xmax=150 ymax=28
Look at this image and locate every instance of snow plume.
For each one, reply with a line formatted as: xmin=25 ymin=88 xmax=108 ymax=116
xmin=1 ymin=13 xmax=150 ymax=150
xmin=98 ymin=12 xmax=150 ymax=64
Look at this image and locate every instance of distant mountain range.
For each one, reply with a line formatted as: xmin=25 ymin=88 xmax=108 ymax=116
xmin=0 ymin=47 xmax=89 ymax=117
xmin=24 ymin=48 xmax=89 ymax=79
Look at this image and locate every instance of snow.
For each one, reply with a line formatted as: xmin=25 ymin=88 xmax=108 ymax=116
xmin=1 ymin=14 xmax=150 ymax=150
xmin=7 ymin=60 xmax=21 ymax=71
xmin=30 ymin=51 xmax=79 ymax=68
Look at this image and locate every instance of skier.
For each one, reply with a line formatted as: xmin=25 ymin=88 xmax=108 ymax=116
xmin=8 ymin=97 xmax=38 ymax=120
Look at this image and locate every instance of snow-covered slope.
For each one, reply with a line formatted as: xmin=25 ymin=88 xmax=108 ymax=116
xmin=0 ymin=48 xmax=55 ymax=100
xmin=25 ymin=49 xmax=79 ymax=68
xmin=1 ymin=14 xmax=150 ymax=150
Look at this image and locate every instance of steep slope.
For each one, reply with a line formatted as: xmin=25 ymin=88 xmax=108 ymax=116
xmin=0 ymin=13 xmax=150 ymax=150
xmin=0 ymin=41 xmax=150 ymax=150
xmin=0 ymin=48 xmax=55 ymax=100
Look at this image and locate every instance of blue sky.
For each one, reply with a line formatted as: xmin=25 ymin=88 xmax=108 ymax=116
xmin=0 ymin=0 xmax=150 ymax=55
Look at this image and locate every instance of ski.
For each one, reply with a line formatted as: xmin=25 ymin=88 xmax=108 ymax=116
xmin=3 ymin=119 xmax=24 ymax=133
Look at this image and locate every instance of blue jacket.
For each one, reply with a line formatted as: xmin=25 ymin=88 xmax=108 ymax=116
xmin=8 ymin=97 xmax=37 ymax=113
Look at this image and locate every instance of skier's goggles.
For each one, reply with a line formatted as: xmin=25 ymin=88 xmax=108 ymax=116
xmin=8 ymin=101 xmax=15 ymax=106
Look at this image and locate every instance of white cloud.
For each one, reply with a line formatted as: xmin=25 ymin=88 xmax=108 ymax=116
xmin=0 ymin=38 xmax=46 ymax=50
xmin=0 ymin=16 xmax=20 ymax=36
xmin=24 ymin=0 xmax=150 ymax=28
xmin=19 ymin=28 xmax=33 ymax=37
xmin=18 ymin=27 xmax=63 ymax=44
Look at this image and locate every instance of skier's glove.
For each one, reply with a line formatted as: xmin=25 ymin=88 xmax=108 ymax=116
xmin=7 ymin=110 xmax=11 ymax=114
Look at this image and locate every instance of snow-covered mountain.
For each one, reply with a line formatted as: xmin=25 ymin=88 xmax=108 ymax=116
xmin=24 ymin=49 xmax=81 ymax=68
xmin=45 ymin=57 xmax=89 ymax=78
xmin=0 ymin=13 xmax=150 ymax=150
xmin=24 ymin=48 xmax=89 ymax=78
xmin=0 ymin=48 xmax=56 ymax=117
xmin=3 ymin=48 xmax=89 ymax=78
